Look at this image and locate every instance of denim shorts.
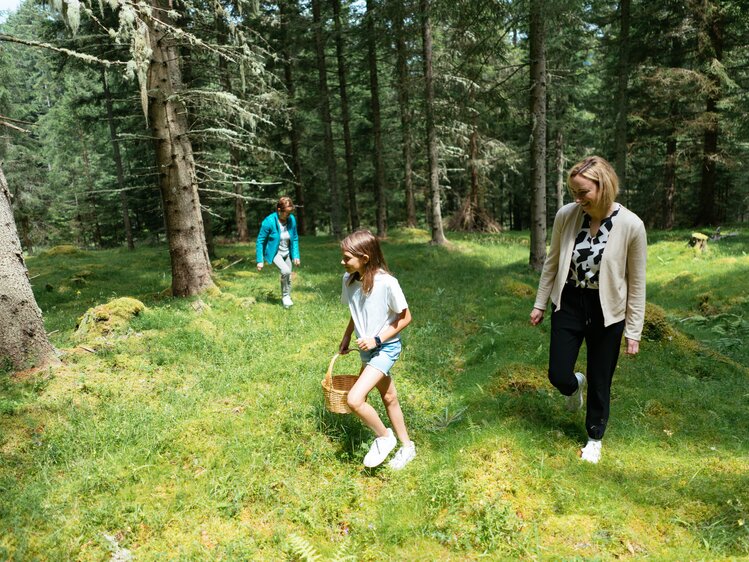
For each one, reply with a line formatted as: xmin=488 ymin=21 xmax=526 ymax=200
xmin=359 ymin=339 xmax=402 ymax=376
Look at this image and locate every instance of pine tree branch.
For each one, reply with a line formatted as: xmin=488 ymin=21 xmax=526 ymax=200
xmin=0 ymin=33 xmax=126 ymax=67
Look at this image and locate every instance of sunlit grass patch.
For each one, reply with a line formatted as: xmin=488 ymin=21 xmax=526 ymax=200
xmin=1 ymin=231 xmax=746 ymax=559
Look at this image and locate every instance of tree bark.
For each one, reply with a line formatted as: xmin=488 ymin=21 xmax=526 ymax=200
xmin=613 ymin=0 xmax=630 ymax=205
xmin=146 ymin=3 xmax=215 ymax=296
xmin=555 ymin=127 xmax=564 ymax=211
xmin=528 ymin=0 xmax=547 ymax=271
xmin=366 ymin=0 xmax=387 ymax=238
xmin=102 ymin=69 xmax=134 ymax=250
xmin=420 ymin=0 xmax=446 ymax=245
xmin=312 ymin=0 xmax=343 ymax=239
xmin=392 ymin=1 xmax=416 ymax=228
xmin=331 ymin=0 xmax=359 ymax=232
xmin=280 ymin=0 xmax=308 ymax=235
xmin=0 ymin=164 xmax=57 ymax=372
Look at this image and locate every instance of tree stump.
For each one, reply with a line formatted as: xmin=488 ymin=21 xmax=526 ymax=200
xmin=689 ymin=232 xmax=708 ymax=252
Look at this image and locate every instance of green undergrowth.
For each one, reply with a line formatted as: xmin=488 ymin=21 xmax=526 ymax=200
xmin=1 ymin=229 xmax=747 ymax=560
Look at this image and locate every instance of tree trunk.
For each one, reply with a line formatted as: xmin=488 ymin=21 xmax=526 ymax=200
xmin=0 ymin=164 xmax=57 ymax=372
xmin=449 ymin=111 xmax=499 ymax=233
xmin=528 ymin=0 xmax=547 ymax=271
xmin=214 ymin=15 xmax=250 ymax=243
xmin=420 ymin=0 xmax=446 ymax=245
xmin=202 ymin=207 xmax=217 ymax=260
xmin=613 ymin=0 xmax=630 ymax=205
xmin=312 ymin=0 xmax=343 ymax=239
xmin=366 ymin=0 xmax=387 ymax=238
xmin=102 ymin=69 xmax=134 ymax=250
xmin=146 ymin=3 xmax=215 ymax=296
xmin=555 ymin=127 xmax=564 ymax=211
xmin=392 ymin=0 xmax=416 ymax=228
xmin=18 ymin=215 xmax=32 ymax=254
xmin=280 ymin=0 xmax=308 ymax=235
xmin=331 ymin=0 xmax=359 ymax=232
xmin=663 ymin=135 xmax=677 ymax=229
xmin=695 ymin=1 xmax=723 ymax=226
xmin=77 ymin=127 xmax=103 ymax=248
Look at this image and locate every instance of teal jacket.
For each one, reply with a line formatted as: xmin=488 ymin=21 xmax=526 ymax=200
xmin=256 ymin=212 xmax=300 ymax=264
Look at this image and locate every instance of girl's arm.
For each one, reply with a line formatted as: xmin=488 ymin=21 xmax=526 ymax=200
xmin=256 ymin=217 xmax=271 ymax=266
xmin=339 ymin=317 xmax=355 ymax=354
xmin=356 ymin=308 xmax=412 ymax=351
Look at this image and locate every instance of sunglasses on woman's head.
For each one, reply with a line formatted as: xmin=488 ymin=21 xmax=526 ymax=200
xmin=571 ymin=158 xmax=596 ymax=177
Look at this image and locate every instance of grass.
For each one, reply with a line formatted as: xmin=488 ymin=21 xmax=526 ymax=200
xmin=1 ymin=228 xmax=748 ymax=560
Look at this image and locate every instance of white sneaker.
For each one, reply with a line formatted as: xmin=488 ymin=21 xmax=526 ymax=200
xmin=580 ymin=439 xmax=602 ymax=464
xmin=282 ymin=296 xmax=293 ymax=308
xmin=363 ymin=429 xmax=397 ymax=467
xmin=388 ymin=443 xmax=416 ymax=470
xmin=566 ymin=372 xmax=586 ymax=412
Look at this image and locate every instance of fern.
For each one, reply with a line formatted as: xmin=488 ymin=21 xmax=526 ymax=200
xmin=286 ymin=533 xmax=356 ymax=562
xmin=286 ymin=533 xmax=322 ymax=562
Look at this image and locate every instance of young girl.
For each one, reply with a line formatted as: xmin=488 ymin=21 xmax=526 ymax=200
xmin=338 ymin=230 xmax=416 ymax=469
xmin=256 ymin=196 xmax=300 ymax=308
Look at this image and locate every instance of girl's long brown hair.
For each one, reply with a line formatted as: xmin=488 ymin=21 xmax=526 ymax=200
xmin=341 ymin=229 xmax=389 ymax=295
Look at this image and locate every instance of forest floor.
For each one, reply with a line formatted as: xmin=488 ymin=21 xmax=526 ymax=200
xmin=1 ymin=228 xmax=748 ymax=561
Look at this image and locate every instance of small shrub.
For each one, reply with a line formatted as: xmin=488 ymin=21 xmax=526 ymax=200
xmin=696 ymin=292 xmax=719 ymax=316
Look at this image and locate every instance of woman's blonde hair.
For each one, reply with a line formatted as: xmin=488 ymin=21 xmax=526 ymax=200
xmin=341 ymin=229 xmax=389 ymax=295
xmin=568 ymin=156 xmax=619 ymax=211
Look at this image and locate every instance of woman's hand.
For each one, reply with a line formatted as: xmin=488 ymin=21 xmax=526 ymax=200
xmin=530 ymin=307 xmax=545 ymax=326
xmin=625 ymin=338 xmax=640 ymax=355
xmin=355 ymin=337 xmax=378 ymax=351
xmin=293 ymin=259 xmax=300 ymax=266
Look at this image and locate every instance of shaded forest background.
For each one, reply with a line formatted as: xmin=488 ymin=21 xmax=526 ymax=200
xmin=1 ymin=0 xmax=748 ymax=256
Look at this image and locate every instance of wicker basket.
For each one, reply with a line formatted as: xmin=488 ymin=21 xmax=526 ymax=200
xmin=321 ymin=353 xmax=359 ymax=414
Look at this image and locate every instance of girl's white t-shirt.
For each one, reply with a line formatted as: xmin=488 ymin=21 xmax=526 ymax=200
xmin=341 ymin=271 xmax=408 ymax=341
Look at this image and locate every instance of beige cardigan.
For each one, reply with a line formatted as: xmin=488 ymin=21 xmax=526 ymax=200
xmin=533 ymin=202 xmax=647 ymax=341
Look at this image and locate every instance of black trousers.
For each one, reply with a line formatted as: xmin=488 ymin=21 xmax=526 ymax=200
xmin=549 ymin=283 xmax=625 ymax=440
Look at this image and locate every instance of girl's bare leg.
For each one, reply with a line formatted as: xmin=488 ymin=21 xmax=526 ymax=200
xmin=346 ymin=365 xmax=389 ymax=437
xmin=376 ymin=375 xmax=412 ymax=445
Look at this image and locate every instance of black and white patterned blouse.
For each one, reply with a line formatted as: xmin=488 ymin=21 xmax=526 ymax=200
xmin=567 ymin=205 xmax=621 ymax=289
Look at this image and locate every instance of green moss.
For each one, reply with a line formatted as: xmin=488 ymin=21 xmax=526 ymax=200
xmin=642 ymin=302 xmax=675 ymax=341
xmin=40 ymin=244 xmax=83 ymax=257
xmin=74 ymin=297 xmax=146 ymax=342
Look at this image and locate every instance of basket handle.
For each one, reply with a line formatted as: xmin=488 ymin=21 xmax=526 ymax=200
xmin=324 ymin=353 xmax=340 ymax=386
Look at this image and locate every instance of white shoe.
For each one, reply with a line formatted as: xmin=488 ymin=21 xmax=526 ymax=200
xmin=580 ymin=439 xmax=602 ymax=464
xmin=282 ymin=296 xmax=293 ymax=308
xmin=363 ymin=429 xmax=397 ymax=467
xmin=566 ymin=372 xmax=586 ymax=412
xmin=388 ymin=443 xmax=416 ymax=470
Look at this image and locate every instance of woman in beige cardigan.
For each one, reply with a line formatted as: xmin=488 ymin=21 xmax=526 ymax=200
xmin=530 ymin=156 xmax=646 ymax=464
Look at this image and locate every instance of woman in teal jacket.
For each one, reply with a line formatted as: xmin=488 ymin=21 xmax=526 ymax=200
xmin=256 ymin=197 xmax=301 ymax=308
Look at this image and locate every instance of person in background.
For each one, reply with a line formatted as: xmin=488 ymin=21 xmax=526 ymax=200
xmin=530 ymin=155 xmax=647 ymax=464
xmin=339 ymin=230 xmax=416 ymax=470
xmin=256 ymin=196 xmax=300 ymax=308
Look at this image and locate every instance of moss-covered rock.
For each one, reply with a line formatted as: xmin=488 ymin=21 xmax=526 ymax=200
xmin=506 ymin=280 xmax=535 ymax=298
xmin=642 ymin=302 xmax=675 ymax=341
xmin=74 ymin=297 xmax=146 ymax=342
xmin=41 ymin=244 xmax=82 ymax=257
